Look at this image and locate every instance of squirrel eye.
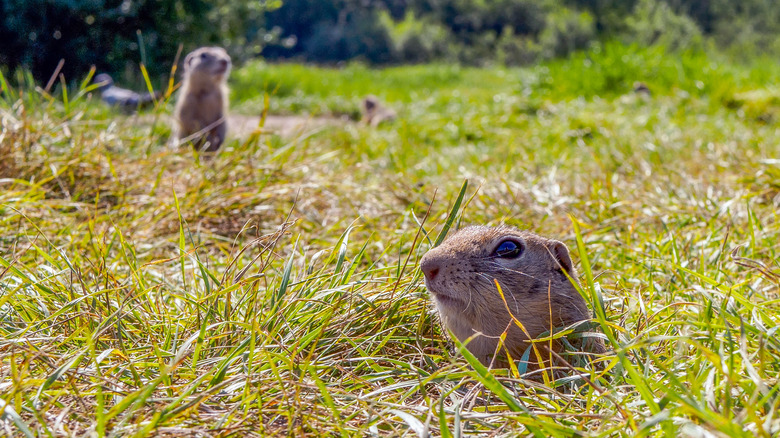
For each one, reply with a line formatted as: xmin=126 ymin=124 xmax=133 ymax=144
xmin=494 ymin=239 xmax=523 ymax=258
xmin=200 ymin=53 xmax=207 ymax=59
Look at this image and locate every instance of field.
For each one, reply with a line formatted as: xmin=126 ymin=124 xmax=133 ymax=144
xmin=2 ymin=42 xmax=780 ymax=436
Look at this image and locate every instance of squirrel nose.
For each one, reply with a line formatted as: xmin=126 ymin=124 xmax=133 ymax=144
xmin=420 ymin=256 xmax=440 ymax=281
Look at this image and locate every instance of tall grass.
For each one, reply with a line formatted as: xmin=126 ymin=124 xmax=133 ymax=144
xmin=1 ymin=43 xmax=779 ymax=436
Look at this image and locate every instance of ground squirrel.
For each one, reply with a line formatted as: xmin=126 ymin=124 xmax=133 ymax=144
xmin=633 ymin=81 xmax=651 ymax=96
xmin=420 ymin=225 xmax=604 ymax=369
xmin=173 ymin=47 xmax=231 ymax=152
xmin=361 ymin=95 xmax=396 ymax=127
xmin=94 ymin=73 xmax=158 ymax=112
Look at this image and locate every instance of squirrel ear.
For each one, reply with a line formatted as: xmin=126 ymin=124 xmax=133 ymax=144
xmin=183 ymin=52 xmax=195 ymax=72
xmin=550 ymin=241 xmax=574 ymax=274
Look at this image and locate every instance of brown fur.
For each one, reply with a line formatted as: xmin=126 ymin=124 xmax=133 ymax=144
xmin=361 ymin=95 xmax=396 ymax=127
xmin=420 ymin=225 xmax=604 ymax=369
xmin=174 ymin=47 xmax=231 ymax=152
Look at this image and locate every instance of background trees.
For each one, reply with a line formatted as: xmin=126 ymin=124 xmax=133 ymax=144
xmin=0 ymin=0 xmax=275 ymax=82
xmin=1 ymin=0 xmax=779 ymax=82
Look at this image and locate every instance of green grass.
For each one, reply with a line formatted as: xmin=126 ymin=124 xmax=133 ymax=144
xmin=2 ymin=42 xmax=780 ymax=436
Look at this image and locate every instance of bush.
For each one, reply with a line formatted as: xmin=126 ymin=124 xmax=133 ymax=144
xmin=496 ymin=28 xmax=543 ymax=66
xmin=419 ymin=0 xmax=546 ymax=37
xmin=539 ymin=8 xmax=596 ymax=58
xmin=381 ymin=11 xmax=450 ymax=64
xmin=304 ymin=11 xmax=396 ymax=64
xmin=624 ymin=0 xmax=703 ymax=51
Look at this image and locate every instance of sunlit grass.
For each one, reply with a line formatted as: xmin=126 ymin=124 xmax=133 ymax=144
xmin=1 ymin=43 xmax=779 ymax=436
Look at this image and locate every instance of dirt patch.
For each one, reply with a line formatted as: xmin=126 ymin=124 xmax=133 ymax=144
xmin=229 ymin=114 xmax=347 ymax=138
xmin=133 ymin=112 xmax=348 ymax=140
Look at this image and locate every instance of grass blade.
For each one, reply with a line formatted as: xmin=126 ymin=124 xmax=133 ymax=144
xmin=434 ymin=179 xmax=468 ymax=247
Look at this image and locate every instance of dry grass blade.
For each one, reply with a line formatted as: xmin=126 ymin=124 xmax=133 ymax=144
xmin=730 ymin=245 xmax=780 ymax=285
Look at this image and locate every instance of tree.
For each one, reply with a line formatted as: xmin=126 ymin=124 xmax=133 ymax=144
xmin=0 ymin=0 xmax=274 ymax=83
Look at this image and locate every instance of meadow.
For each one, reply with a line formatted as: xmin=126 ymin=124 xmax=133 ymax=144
xmin=1 ymin=42 xmax=780 ymax=436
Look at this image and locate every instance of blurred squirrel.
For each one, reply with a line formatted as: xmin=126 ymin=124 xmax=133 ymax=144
xmin=173 ymin=47 xmax=232 ymax=152
xmin=361 ymin=95 xmax=396 ymax=127
xmin=633 ymin=81 xmax=651 ymax=96
xmin=94 ymin=73 xmax=158 ymax=112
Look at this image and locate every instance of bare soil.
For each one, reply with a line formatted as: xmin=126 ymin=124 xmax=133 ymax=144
xmin=228 ymin=113 xmax=347 ymax=138
xmin=133 ymin=112 xmax=347 ymax=140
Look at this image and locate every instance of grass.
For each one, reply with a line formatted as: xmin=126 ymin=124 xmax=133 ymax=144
xmin=1 ymin=42 xmax=780 ymax=436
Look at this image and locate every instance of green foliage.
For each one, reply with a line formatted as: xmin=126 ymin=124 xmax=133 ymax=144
xmin=415 ymin=0 xmax=548 ymax=37
xmin=624 ymin=0 xmax=703 ymax=50
xmin=231 ymin=42 xmax=780 ymax=115
xmin=0 ymin=0 xmax=275 ymax=83
xmin=539 ymin=8 xmax=596 ymax=58
xmin=305 ymin=10 xmax=396 ymax=64
xmin=262 ymin=0 xmax=396 ymax=64
xmin=0 ymin=0 xmax=211 ymax=81
xmin=207 ymin=0 xmax=282 ymax=64
xmin=710 ymin=2 xmax=780 ymax=60
xmin=380 ymin=11 xmax=451 ymax=64
xmin=259 ymin=0 xmax=780 ymax=66
xmin=496 ymin=28 xmax=543 ymax=66
xmin=4 ymin=0 xmax=780 ymax=78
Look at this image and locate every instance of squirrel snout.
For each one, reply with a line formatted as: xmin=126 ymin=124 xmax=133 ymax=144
xmin=420 ymin=256 xmax=440 ymax=281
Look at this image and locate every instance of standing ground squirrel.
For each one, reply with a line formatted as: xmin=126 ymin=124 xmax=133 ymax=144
xmin=173 ymin=47 xmax=231 ymax=152
xmin=421 ymin=225 xmax=604 ymax=369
